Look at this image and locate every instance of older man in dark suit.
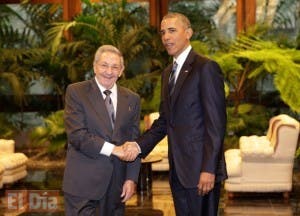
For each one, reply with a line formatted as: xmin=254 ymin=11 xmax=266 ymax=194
xmin=62 ymin=45 xmax=141 ymax=215
xmin=121 ymin=13 xmax=227 ymax=216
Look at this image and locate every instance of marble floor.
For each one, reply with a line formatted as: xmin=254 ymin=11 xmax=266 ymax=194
xmin=125 ymin=170 xmax=300 ymax=216
xmin=0 ymin=165 xmax=300 ymax=216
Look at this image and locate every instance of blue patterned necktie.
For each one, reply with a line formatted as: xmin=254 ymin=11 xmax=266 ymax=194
xmin=168 ymin=61 xmax=178 ymax=95
xmin=104 ymin=90 xmax=115 ymax=128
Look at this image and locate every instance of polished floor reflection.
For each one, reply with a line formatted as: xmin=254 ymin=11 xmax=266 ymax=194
xmin=0 ymin=162 xmax=299 ymax=216
xmin=126 ymin=169 xmax=300 ymax=216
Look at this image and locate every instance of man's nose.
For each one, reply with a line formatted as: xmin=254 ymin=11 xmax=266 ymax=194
xmin=162 ymin=33 xmax=170 ymax=41
xmin=106 ymin=66 xmax=113 ymax=73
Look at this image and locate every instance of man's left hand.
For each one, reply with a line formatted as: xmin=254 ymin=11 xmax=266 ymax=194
xmin=197 ymin=172 xmax=215 ymax=196
xmin=120 ymin=180 xmax=136 ymax=202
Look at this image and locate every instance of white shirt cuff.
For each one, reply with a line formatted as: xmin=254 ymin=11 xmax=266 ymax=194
xmin=100 ymin=142 xmax=115 ymax=156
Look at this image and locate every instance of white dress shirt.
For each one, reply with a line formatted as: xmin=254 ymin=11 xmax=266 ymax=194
xmin=172 ymin=45 xmax=192 ymax=84
xmin=95 ymin=78 xmax=117 ymax=156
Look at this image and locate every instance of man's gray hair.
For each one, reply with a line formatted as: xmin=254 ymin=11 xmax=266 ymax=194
xmin=94 ymin=45 xmax=124 ymax=67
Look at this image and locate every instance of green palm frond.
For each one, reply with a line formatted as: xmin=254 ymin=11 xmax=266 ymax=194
xmin=0 ymin=25 xmax=36 ymax=48
xmin=191 ymin=40 xmax=209 ymax=55
xmin=0 ymin=5 xmax=22 ymax=24
xmin=0 ymin=48 xmax=33 ymax=105
xmin=44 ymin=110 xmax=65 ymax=136
xmin=234 ymin=48 xmax=300 ymax=112
xmin=274 ymin=65 xmax=300 ymax=112
xmin=272 ymin=0 xmax=298 ymax=29
xmin=232 ymin=35 xmax=276 ymax=51
xmin=46 ymin=21 xmax=77 ymax=55
xmin=0 ymin=72 xmax=24 ymax=105
xmin=20 ymin=2 xmax=62 ymax=45
xmin=30 ymin=110 xmax=66 ymax=153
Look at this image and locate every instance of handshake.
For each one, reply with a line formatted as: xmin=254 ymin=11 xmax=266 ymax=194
xmin=112 ymin=142 xmax=141 ymax=161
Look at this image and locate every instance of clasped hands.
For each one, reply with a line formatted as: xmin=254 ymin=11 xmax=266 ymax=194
xmin=112 ymin=142 xmax=140 ymax=161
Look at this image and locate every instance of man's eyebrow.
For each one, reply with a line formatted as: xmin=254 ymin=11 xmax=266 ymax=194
xmin=159 ymin=27 xmax=176 ymax=33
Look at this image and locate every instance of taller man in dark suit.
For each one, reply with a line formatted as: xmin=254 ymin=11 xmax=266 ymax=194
xmin=121 ymin=12 xmax=227 ymax=216
xmin=62 ymin=45 xmax=141 ymax=215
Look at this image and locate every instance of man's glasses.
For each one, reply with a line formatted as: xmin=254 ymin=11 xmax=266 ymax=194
xmin=96 ymin=63 xmax=121 ymax=72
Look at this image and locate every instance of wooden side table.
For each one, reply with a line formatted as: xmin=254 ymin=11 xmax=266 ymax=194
xmin=137 ymin=155 xmax=162 ymax=199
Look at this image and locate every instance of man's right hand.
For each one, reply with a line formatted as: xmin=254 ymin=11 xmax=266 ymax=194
xmin=111 ymin=145 xmax=125 ymax=159
xmin=123 ymin=141 xmax=140 ymax=161
xmin=112 ymin=142 xmax=140 ymax=161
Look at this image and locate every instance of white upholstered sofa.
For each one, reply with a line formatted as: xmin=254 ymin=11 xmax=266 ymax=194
xmin=224 ymin=114 xmax=300 ymax=198
xmin=0 ymin=139 xmax=28 ymax=187
xmin=144 ymin=112 xmax=169 ymax=171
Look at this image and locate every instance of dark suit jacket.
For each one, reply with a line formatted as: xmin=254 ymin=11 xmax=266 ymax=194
xmin=63 ymin=79 xmax=141 ymax=200
xmin=136 ymin=49 xmax=227 ymax=188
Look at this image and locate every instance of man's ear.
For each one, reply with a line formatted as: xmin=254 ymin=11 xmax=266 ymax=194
xmin=118 ymin=71 xmax=123 ymax=77
xmin=119 ymin=66 xmax=125 ymax=77
xmin=186 ymin=28 xmax=193 ymax=39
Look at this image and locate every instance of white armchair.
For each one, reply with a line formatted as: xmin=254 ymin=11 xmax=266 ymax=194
xmin=144 ymin=112 xmax=169 ymax=171
xmin=224 ymin=114 xmax=300 ymax=198
xmin=0 ymin=139 xmax=28 ymax=185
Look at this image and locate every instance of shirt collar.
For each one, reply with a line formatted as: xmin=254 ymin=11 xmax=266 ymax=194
xmin=94 ymin=78 xmax=117 ymax=96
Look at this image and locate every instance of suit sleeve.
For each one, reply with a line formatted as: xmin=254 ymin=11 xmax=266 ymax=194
xmin=199 ymin=61 xmax=227 ymax=174
xmin=136 ymin=75 xmax=168 ymax=158
xmin=125 ymin=94 xmax=141 ymax=182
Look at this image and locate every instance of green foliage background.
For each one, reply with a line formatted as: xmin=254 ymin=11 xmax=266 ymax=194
xmin=0 ymin=0 xmax=299 ymax=157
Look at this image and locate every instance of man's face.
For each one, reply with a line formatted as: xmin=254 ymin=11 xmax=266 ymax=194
xmin=93 ymin=52 xmax=123 ymax=89
xmin=160 ymin=17 xmax=192 ymax=58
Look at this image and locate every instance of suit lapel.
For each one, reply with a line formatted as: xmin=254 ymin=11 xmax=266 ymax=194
xmin=87 ymin=79 xmax=113 ymax=132
xmin=114 ymin=87 xmax=127 ymax=130
xmin=164 ymin=64 xmax=172 ymax=107
xmin=170 ymin=50 xmax=196 ymax=107
xmin=112 ymin=86 xmax=131 ymax=138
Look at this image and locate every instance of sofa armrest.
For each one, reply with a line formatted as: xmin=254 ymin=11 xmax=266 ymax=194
xmin=0 ymin=139 xmax=15 ymax=154
xmin=225 ymin=149 xmax=242 ymax=177
xmin=239 ymin=136 xmax=274 ymax=158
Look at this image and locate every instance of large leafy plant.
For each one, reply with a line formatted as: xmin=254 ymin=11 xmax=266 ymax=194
xmin=215 ymin=35 xmax=300 ymax=114
xmin=0 ymin=2 xmax=64 ymax=109
xmin=46 ymin=0 xmax=166 ymax=85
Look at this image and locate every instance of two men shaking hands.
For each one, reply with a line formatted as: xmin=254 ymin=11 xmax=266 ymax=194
xmin=112 ymin=142 xmax=141 ymax=161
